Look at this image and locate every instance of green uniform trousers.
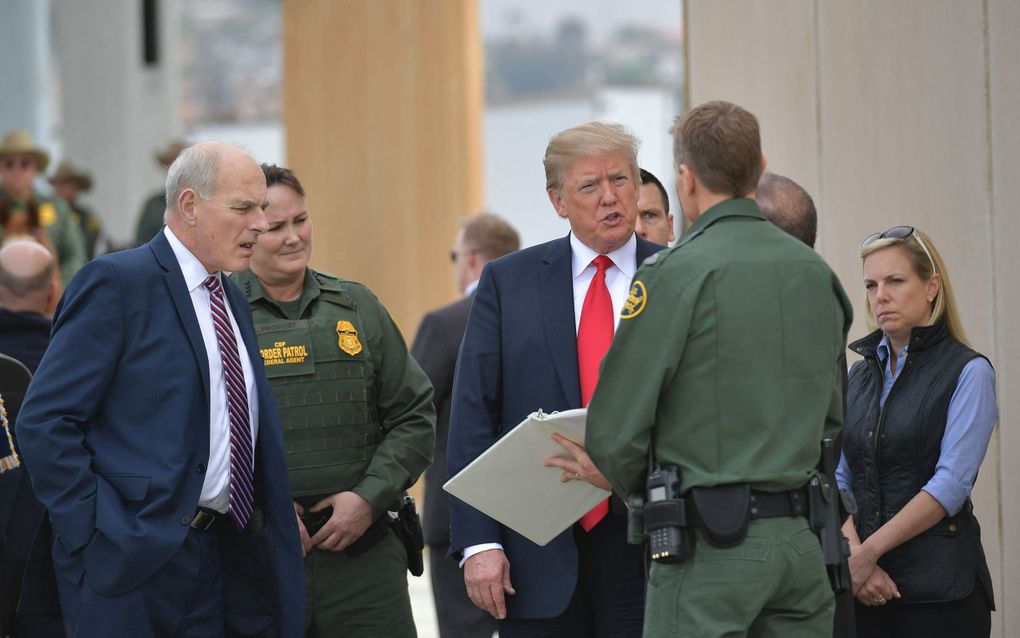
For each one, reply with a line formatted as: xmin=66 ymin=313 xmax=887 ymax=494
xmin=645 ymin=517 xmax=833 ymax=638
xmin=304 ymin=528 xmax=416 ymax=638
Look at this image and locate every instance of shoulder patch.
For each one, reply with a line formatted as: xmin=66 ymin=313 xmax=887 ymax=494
xmin=621 ymin=280 xmax=647 ymax=319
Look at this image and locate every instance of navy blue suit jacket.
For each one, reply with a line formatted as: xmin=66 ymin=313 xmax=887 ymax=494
xmin=446 ymin=234 xmax=661 ymax=619
xmin=16 ymin=232 xmax=304 ymax=632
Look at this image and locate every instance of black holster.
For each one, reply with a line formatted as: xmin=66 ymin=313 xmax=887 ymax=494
xmin=389 ymin=495 xmax=424 ymax=576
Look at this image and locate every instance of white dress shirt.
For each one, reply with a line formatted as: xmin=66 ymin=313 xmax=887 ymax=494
xmin=164 ymin=227 xmax=259 ymax=513
xmin=461 ymin=233 xmax=638 ymax=566
xmin=568 ymin=232 xmax=637 ymax=334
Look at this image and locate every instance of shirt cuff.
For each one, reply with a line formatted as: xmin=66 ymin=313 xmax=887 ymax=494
xmin=922 ymin=472 xmax=970 ymax=516
xmin=459 ymin=542 xmax=504 ymax=568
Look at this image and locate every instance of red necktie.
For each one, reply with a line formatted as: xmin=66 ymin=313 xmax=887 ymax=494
xmin=204 ymin=275 xmax=255 ymax=531
xmin=577 ymin=255 xmax=613 ymax=531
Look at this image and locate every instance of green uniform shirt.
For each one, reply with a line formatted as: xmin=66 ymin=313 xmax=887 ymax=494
xmin=134 ymin=191 xmax=166 ymax=246
xmin=0 ymin=189 xmax=87 ymax=285
xmin=587 ymin=198 xmax=852 ymax=497
xmin=233 ymin=268 xmax=435 ymax=516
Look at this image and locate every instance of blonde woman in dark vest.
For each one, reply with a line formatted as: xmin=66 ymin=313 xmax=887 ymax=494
xmin=837 ymin=226 xmax=996 ymax=637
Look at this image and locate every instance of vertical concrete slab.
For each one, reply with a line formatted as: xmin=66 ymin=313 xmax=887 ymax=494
xmin=686 ymin=0 xmax=823 ymax=247
xmin=282 ymin=0 xmax=483 ymax=335
xmin=52 ymin=0 xmax=181 ymax=245
xmin=687 ymin=0 xmax=1012 ymax=633
xmin=989 ymin=0 xmax=1019 ymax=631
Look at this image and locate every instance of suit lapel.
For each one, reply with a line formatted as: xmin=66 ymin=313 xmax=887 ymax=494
xmin=539 ymin=236 xmax=582 ymax=407
xmin=150 ymin=232 xmax=211 ymax=403
xmin=635 ymin=236 xmax=663 ymax=265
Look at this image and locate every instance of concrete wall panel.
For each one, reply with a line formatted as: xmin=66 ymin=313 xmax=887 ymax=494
xmin=686 ymin=0 xmax=822 ymax=247
xmin=687 ymin=0 xmax=1014 ymax=632
xmin=989 ymin=0 xmax=1020 ymax=631
xmin=282 ymin=0 xmax=483 ymax=336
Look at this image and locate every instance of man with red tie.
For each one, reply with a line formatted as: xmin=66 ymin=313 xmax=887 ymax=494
xmin=446 ymin=122 xmax=663 ymax=637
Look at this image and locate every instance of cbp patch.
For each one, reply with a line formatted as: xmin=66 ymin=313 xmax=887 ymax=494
xmin=621 ymin=280 xmax=647 ymax=319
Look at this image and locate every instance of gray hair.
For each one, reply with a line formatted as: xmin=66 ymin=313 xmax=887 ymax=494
xmin=163 ymin=143 xmax=220 ymax=221
xmin=543 ymin=122 xmax=641 ymax=193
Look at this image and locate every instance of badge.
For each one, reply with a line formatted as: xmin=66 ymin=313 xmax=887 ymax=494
xmin=39 ymin=202 xmax=57 ymax=226
xmin=621 ymin=280 xmax=647 ymax=319
xmin=337 ymin=320 xmax=363 ymax=356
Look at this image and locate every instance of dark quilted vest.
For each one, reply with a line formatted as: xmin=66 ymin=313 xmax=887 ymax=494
xmin=844 ymin=319 xmax=994 ymax=605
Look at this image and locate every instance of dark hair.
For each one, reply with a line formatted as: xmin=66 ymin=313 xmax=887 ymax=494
xmin=670 ymin=100 xmax=762 ymax=197
xmin=0 ymin=194 xmax=40 ymax=230
xmin=261 ymin=163 xmax=305 ymax=196
xmin=460 ymin=213 xmax=520 ymax=261
xmin=756 ymin=172 xmax=817 ymax=247
xmin=639 ymin=168 xmax=670 ymax=214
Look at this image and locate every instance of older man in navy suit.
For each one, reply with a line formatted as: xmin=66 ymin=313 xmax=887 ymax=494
xmin=446 ymin=122 xmax=662 ymax=637
xmin=16 ymin=141 xmax=304 ymax=637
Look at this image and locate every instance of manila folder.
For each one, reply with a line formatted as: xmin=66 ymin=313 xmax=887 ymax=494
xmin=443 ymin=408 xmax=611 ymax=546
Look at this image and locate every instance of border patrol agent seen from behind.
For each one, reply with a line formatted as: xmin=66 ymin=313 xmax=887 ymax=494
xmin=586 ymin=100 xmax=853 ymax=638
xmin=233 ymin=164 xmax=435 ymax=638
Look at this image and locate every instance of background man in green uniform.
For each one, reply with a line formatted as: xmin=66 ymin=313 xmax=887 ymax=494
xmin=233 ymin=164 xmax=435 ymax=638
xmin=135 ymin=139 xmax=187 ymax=246
xmin=49 ymin=160 xmax=104 ymax=260
xmin=0 ymin=130 xmax=87 ymax=287
xmin=586 ymin=100 xmax=853 ymax=637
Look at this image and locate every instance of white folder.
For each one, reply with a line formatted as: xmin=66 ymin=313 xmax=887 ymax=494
xmin=443 ymin=408 xmax=611 ymax=546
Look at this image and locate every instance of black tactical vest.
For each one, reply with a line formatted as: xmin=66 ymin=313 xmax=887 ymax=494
xmin=844 ymin=319 xmax=994 ymax=605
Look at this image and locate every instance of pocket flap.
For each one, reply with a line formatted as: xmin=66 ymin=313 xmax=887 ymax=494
xmin=104 ymin=474 xmax=151 ymax=501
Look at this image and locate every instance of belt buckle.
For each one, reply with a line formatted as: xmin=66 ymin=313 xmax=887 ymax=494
xmin=190 ymin=509 xmax=218 ymax=531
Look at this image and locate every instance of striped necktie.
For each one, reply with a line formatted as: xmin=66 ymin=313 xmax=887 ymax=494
xmin=203 ymin=275 xmax=255 ymax=530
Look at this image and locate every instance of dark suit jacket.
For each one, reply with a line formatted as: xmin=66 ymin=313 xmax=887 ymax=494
xmin=446 ymin=234 xmax=661 ymax=619
xmin=15 ymin=232 xmax=304 ymax=632
xmin=411 ymin=293 xmax=473 ymax=546
xmin=0 ymin=309 xmax=51 ymax=375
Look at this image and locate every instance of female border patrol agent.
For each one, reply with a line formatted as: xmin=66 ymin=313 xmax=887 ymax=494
xmin=233 ymin=164 xmax=435 ymax=638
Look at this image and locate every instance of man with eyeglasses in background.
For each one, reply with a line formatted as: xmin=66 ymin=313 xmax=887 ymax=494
xmin=412 ymin=212 xmax=520 ymax=638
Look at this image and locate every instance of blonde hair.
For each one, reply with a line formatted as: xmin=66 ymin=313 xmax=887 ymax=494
xmin=543 ymin=122 xmax=640 ymax=193
xmin=859 ymin=228 xmax=969 ymax=345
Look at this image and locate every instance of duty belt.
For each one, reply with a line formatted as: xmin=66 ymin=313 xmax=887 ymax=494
xmin=747 ymin=487 xmax=809 ymax=519
xmin=683 ymin=486 xmax=809 ymax=523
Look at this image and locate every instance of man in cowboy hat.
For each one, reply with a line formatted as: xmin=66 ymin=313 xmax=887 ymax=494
xmin=134 ymin=139 xmax=188 ymax=246
xmin=50 ymin=160 xmax=103 ymax=260
xmin=0 ymin=130 xmax=87 ymax=287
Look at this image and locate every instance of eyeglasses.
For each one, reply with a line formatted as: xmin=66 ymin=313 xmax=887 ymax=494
xmin=449 ymin=248 xmax=475 ymax=263
xmin=860 ymin=226 xmax=937 ymax=274
xmin=0 ymin=157 xmax=35 ymax=171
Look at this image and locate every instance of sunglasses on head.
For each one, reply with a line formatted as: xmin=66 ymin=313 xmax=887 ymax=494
xmin=1 ymin=157 xmax=34 ymax=170
xmin=860 ymin=225 xmax=937 ymax=275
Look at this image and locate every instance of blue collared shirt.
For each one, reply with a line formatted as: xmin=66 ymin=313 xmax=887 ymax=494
xmin=836 ymin=335 xmax=998 ymax=516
